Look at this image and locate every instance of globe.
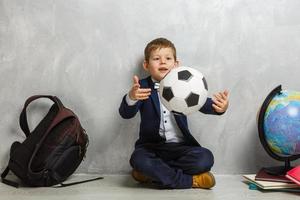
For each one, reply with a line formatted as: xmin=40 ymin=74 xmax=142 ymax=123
xmin=257 ymin=85 xmax=300 ymax=175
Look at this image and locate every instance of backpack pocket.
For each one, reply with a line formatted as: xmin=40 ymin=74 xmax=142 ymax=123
xmin=43 ymin=136 xmax=83 ymax=185
xmin=9 ymin=142 xmax=32 ymax=182
xmin=50 ymin=146 xmax=82 ymax=181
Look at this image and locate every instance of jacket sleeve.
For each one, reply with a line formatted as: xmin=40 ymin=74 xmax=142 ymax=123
xmin=199 ymin=97 xmax=224 ymax=115
xmin=119 ymin=95 xmax=142 ymax=119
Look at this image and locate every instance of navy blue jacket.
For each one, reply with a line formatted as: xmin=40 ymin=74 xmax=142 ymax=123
xmin=119 ymin=76 xmax=221 ymax=147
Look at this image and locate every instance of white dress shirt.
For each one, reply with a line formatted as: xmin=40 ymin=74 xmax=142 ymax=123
xmin=125 ymin=83 xmax=184 ymax=143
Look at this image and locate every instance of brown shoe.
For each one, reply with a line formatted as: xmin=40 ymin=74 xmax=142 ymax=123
xmin=192 ymin=172 xmax=216 ymax=189
xmin=131 ymin=170 xmax=151 ymax=183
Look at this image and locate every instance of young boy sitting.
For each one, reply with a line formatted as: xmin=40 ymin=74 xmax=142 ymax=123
xmin=119 ymin=38 xmax=229 ymax=189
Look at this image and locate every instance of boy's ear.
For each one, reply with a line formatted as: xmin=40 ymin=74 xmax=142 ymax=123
xmin=143 ymin=60 xmax=149 ymax=71
xmin=174 ymin=60 xmax=179 ymax=67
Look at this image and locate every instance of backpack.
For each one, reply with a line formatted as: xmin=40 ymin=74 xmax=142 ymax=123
xmin=1 ymin=95 xmax=102 ymax=187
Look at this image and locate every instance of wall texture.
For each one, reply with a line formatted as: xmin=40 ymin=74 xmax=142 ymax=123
xmin=1 ymin=0 xmax=300 ymax=174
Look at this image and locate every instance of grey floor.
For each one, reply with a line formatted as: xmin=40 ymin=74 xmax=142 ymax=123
xmin=1 ymin=174 xmax=299 ymax=200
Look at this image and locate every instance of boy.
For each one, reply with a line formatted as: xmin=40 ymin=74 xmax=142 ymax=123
xmin=119 ymin=38 xmax=229 ymax=189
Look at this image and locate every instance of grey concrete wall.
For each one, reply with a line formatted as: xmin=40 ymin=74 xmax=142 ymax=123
xmin=1 ymin=0 xmax=300 ymax=174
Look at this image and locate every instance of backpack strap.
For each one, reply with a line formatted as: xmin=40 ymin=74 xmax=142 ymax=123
xmin=26 ymin=105 xmax=77 ymax=184
xmin=1 ymin=165 xmax=103 ymax=188
xmin=26 ymin=114 xmax=102 ymax=187
xmin=19 ymin=95 xmax=64 ymax=137
xmin=54 ymin=177 xmax=104 ymax=187
xmin=1 ymin=166 xmax=19 ymax=188
xmin=26 ymin=114 xmax=103 ymax=187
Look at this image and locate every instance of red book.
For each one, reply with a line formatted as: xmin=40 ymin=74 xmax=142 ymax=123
xmin=255 ymin=168 xmax=293 ymax=183
xmin=286 ymin=166 xmax=300 ymax=186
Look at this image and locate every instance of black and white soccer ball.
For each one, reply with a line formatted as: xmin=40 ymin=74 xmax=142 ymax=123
xmin=159 ymin=66 xmax=208 ymax=115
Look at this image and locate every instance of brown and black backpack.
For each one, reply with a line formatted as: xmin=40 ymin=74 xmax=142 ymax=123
xmin=1 ymin=95 xmax=102 ymax=187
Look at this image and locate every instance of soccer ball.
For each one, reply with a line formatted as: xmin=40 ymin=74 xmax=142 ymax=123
xmin=159 ymin=66 xmax=208 ymax=115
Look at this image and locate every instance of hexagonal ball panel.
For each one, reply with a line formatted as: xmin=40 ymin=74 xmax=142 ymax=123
xmin=185 ymin=92 xmax=199 ymax=107
xmin=178 ymin=70 xmax=193 ymax=81
xmin=162 ymin=87 xmax=174 ymax=102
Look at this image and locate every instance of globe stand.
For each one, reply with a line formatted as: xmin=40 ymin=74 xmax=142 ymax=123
xmin=263 ymin=159 xmax=293 ymax=176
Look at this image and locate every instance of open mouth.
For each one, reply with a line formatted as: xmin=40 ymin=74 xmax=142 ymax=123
xmin=159 ymin=67 xmax=169 ymax=72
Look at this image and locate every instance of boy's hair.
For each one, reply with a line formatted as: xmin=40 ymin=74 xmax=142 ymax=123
xmin=144 ymin=38 xmax=177 ymax=62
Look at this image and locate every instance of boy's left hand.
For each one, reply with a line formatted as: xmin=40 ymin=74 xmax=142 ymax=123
xmin=212 ymin=90 xmax=229 ymax=113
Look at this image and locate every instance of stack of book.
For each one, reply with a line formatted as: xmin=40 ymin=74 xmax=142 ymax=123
xmin=243 ymin=166 xmax=300 ymax=192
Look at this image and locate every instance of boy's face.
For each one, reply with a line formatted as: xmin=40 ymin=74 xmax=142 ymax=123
xmin=143 ymin=47 xmax=178 ymax=81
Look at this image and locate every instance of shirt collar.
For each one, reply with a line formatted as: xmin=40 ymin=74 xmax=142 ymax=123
xmin=151 ymin=77 xmax=160 ymax=90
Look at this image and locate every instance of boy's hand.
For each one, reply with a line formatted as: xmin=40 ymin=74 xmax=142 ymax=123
xmin=212 ymin=90 xmax=229 ymax=113
xmin=129 ymin=75 xmax=151 ymax=101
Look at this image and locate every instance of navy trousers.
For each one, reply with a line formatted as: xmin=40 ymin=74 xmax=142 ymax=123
xmin=130 ymin=142 xmax=214 ymax=189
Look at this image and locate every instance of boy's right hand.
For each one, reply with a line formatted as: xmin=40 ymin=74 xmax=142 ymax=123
xmin=129 ymin=75 xmax=151 ymax=101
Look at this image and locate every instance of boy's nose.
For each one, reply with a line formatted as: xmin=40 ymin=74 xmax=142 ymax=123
xmin=160 ymin=58 xmax=166 ymax=64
